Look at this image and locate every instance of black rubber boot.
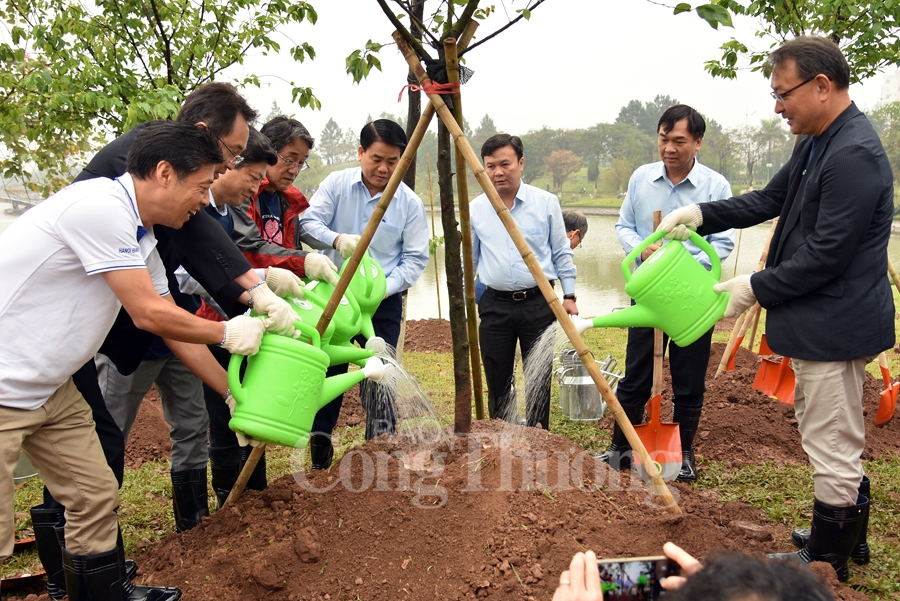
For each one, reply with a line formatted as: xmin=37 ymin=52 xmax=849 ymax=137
xmin=673 ymin=405 xmax=703 ymax=482
xmin=30 ymin=504 xmax=66 ymax=600
xmin=170 ymin=468 xmax=210 ymax=533
xmin=308 ymin=434 xmax=334 ymax=471
xmin=239 ymin=446 xmax=268 ymax=492
xmin=791 ymin=476 xmax=870 ymax=565
xmin=52 ymin=510 xmax=138 ymax=588
xmin=768 ymin=496 xmax=868 ymax=582
xmin=209 ymin=459 xmax=240 ymax=509
xmin=62 ymin=540 xmax=182 ymax=601
xmin=594 ymin=405 xmax=645 ymax=471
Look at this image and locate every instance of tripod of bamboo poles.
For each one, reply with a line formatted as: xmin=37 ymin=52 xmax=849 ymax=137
xmin=716 ymin=218 xmax=779 ymax=377
xmin=445 ymin=31 xmax=485 ymax=420
xmin=224 ymin=101 xmax=440 ymax=506
xmin=393 ymin=31 xmax=682 ymax=513
xmin=224 ymin=31 xmax=488 ymax=507
xmin=425 ymin=154 xmax=442 ymax=322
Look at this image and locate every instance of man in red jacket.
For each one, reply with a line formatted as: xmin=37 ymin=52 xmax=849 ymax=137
xmin=237 ymin=115 xmax=313 ymax=250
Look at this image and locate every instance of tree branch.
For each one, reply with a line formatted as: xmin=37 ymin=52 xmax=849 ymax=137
xmin=449 ymin=0 xmax=479 ymax=39
xmin=462 ymin=0 xmax=548 ymax=56
xmin=375 ymin=0 xmax=431 ymax=60
xmin=146 ymin=0 xmax=174 ymax=85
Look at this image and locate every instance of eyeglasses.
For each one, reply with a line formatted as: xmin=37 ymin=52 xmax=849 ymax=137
xmin=279 ymin=153 xmax=309 ymax=172
xmin=218 ymin=137 xmax=244 ymax=168
xmin=770 ymin=76 xmax=816 ymax=103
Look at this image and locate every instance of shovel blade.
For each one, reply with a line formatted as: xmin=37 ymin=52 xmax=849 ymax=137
xmin=725 ymin=335 xmax=745 ymax=371
xmin=633 ymin=395 xmax=682 ymax=482
xmin=876 ymin=383 xmax=899 ymax=427
xmin=753 ymin=356 xmax=795 ymax=404
xmin=758 ymin=334 xmax=773 ymax=356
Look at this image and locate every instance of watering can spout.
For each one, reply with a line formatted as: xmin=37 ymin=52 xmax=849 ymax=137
xmin=585 ymin=305 xmax=660 ymax=331
xmin=322 ymin=342 xmax=376 ymax=367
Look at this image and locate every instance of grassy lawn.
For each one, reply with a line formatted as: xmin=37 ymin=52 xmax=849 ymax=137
xmin=9 ymin=315 xmax=900 ymax=598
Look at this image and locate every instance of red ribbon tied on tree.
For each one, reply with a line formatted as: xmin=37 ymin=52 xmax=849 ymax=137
xmin=397 ymin=81 xmax=460 ymax=102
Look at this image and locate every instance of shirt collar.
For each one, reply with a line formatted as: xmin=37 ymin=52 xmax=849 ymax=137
xmin=208 ymin=191 xmax=228 ymax=216
xmin=650 ymin=158 xmax=701 ymax=187
xmin=352 ymin=166 xmax=383 ymax=200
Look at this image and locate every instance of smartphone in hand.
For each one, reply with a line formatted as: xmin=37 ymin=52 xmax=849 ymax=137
xmin=597 ymin=555 xmax=681 ymax=600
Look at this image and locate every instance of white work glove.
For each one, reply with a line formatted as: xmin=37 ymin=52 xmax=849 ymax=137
xmin=303 ymin=253 xmax=339 ymax=285
xmin=713 ymin=274 xmax=756 ymax=318
xmin=248 ymin=283 xmax=298 ymax=337
xmin=224 ymin=390 xmax=260 ymax=447
xmin=657 ymin=205 xmax=703 ymax=241
xmin=219 ymin=315 xmax=266 ymax=356
xmin=335 ymin=234 xmax=360 ymax=260
xmin=266 ymin=267 xmax=306 ymax=298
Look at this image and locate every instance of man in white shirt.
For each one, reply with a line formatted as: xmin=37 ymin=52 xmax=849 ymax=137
xmin=470 ymin=134 xmax=578 ymax=431
xmin=0 ymin=121 xmax=265 ymax=601
xmin=298 ymin=119 xmax=429 ymax=468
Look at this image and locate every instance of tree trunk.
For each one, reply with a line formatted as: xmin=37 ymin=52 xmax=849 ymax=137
xmin=403 ymin=0 xmax=425 ymax=190
xmin=437 ymin=118 xmax=472 ymax=434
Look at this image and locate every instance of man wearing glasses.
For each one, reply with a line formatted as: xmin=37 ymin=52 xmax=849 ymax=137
xmin=239 ymin=116 xmax=315 ymax=251
xmin=659 ymin=37 xmax=893 ymax=582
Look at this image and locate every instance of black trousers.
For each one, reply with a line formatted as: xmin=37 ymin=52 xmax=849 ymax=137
xmin=615 ymin=324 xmax=714 ymax=412
xmin=478 ymin=288 xmax=556 ymax=430
xmin=43 ymin=359 xmax=126 ymax=508
xmin=204 ymin=344 xmax=242 ymax=466
xmin=311 ymin=291 xmax=404 ymax=439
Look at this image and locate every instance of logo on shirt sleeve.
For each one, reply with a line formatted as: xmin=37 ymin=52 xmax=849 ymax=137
xmin=119 ymin=246 xmax=141 ymax=254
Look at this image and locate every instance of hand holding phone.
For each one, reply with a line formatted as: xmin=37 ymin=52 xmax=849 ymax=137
xmin=596 ymin=555 xmax=681 ymax=600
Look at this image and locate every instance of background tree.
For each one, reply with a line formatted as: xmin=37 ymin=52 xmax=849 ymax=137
xmin=615 ymin=94 xmax=680 ymax=137
xmin=265 ymin=101 xmax=285 ymax=123
xmin=543 ymin=150 xmax=580 ymax=194
xmin=586 ymin=161 xmax=600 ymax=193
xmin=0 ymin=0 xmax=320 ymax=194
xmin=319 ymin=118 xmax=346 ymax=165
xmin=734 ymin=125 xmax=764 ymax=188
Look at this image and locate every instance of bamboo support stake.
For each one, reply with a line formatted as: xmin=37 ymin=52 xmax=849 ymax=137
xmin=425 ymin=154 xmax=442 ymax=322
xmin=747 ymin=302 xmax=763 ymax=353
xmin=445 ymin=35 xmax=485 ymax=420
xmin=731 ymin=229 xmax=742 ymax=278
xmin=393 ymin=31 xmax=681 ymax=514
xmin=225 ymin=102 xmax=438 ymax=507
xmin=651 ymin=211 xmax=664 ymax=398
xmin=716 ymin=311 xmax=747 ymax=378
xmin=888 ymin=258 xmax=900 ymax=298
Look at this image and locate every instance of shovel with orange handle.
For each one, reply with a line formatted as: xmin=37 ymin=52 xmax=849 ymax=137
xmin=876 ymin=352 xmax=898 ymax=427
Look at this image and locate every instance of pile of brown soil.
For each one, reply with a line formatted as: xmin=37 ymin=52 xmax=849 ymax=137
xmin=404 ymin=318 xmax=454 ymax=354
xmin=134 ymin=419 xmax=865 ymax=601
xmin=124 ymin=387 xmax=171 ymax=468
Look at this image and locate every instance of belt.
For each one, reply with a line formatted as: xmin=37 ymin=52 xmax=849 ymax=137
xmin=487 ymin=281 xmax=555 ymax=302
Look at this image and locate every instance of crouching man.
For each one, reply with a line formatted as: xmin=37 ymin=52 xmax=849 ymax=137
xmin=0 ymin=121 xmax=265 ymax=601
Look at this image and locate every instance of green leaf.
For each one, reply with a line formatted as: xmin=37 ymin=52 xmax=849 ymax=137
xmin=674 ymin=3 xmax=693 ymax=15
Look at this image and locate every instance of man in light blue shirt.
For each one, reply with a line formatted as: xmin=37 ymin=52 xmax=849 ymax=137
xmin=471 ymin=133 xmax=578 ymax=431
xmin=599 ymin=105 xmax=734 ymax=482
xmin=298 ymin=119 xmax=429 ymax=467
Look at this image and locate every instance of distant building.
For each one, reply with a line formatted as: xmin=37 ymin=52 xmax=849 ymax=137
xmin=882 ymin=69 xmax=900 ymax=104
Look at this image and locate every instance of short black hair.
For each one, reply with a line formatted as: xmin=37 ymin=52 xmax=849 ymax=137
xmin=481 ymin=133 xmax=524 ymax=160
xmin=562 ymin=209 xmax=588 ymax=239
xmin=667 ymin=552 xmax=834 ymax=601
xmin=360 ymin=119 xmax=407 ymax=152
xmin=766 ymin=36 xmax=850 ymax=90
xmin=658 ymin=104 xmax=706 ymax=139
xmin=260 ymin=115 xmax=315 ymax=152
xmin=127 ymin=121 xmax=223 ymax=181
xmin=177 ymin=82 xmax=258 ymax=138
xmin=239 ymin=127 xmax=278 ymax=168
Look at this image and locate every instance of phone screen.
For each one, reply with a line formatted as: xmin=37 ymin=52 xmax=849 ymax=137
xmin=596 ymin=555 xmax=680 ymax=600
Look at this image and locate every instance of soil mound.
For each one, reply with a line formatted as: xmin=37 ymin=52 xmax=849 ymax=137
xmin=124 ymin=387 xmax=171 ymax=468
xmin=404 ymin=318 xmax=453 ymax=353
xmin=137 ymin=420 xmax=795 ymax=600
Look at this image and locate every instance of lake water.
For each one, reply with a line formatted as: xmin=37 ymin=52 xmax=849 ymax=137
xmin=4 ymin=209 xmax=900 ymax=320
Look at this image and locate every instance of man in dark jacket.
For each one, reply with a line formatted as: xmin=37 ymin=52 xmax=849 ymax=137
xmin=659 ymin=36 xmax=894 ymax=582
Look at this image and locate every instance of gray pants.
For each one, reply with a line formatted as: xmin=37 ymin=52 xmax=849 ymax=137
xmin=96 ymin=354 xmax=208 ymax=471
xmin=792 ymin=357 xmax=868 ymax=507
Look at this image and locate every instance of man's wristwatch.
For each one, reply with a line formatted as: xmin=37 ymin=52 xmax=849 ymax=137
xmin=563 ymin=293 xmax=577 ymax=301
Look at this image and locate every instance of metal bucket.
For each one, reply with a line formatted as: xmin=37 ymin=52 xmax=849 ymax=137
xmin=562 ymin=368 xmax=607 ymax=421
xmin=556 ymin=347 xmax=581 ymax=415
xmin=13 ymin=452 xmax=38 ymax=484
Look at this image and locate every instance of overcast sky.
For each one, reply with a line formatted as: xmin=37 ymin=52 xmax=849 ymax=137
xmin=226 ymin=0 xmax=889 ymax=145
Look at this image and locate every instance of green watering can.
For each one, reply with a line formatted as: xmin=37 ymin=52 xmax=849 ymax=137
xmin=227 ymin=321 xmax=389 ymax=448
xmin=339 ymin=250 xmax=387 ymax=341
xmin=573 ymin=230 xmax=729 ymax=347
xmin=303 ymin=280 xmax=364 ymax=347
xmin=287 ymin=295 xmax=375 ymax=367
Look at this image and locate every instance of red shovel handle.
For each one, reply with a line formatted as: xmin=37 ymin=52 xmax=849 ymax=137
xmin=878 ymin=352 xmax=892 ymax=388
